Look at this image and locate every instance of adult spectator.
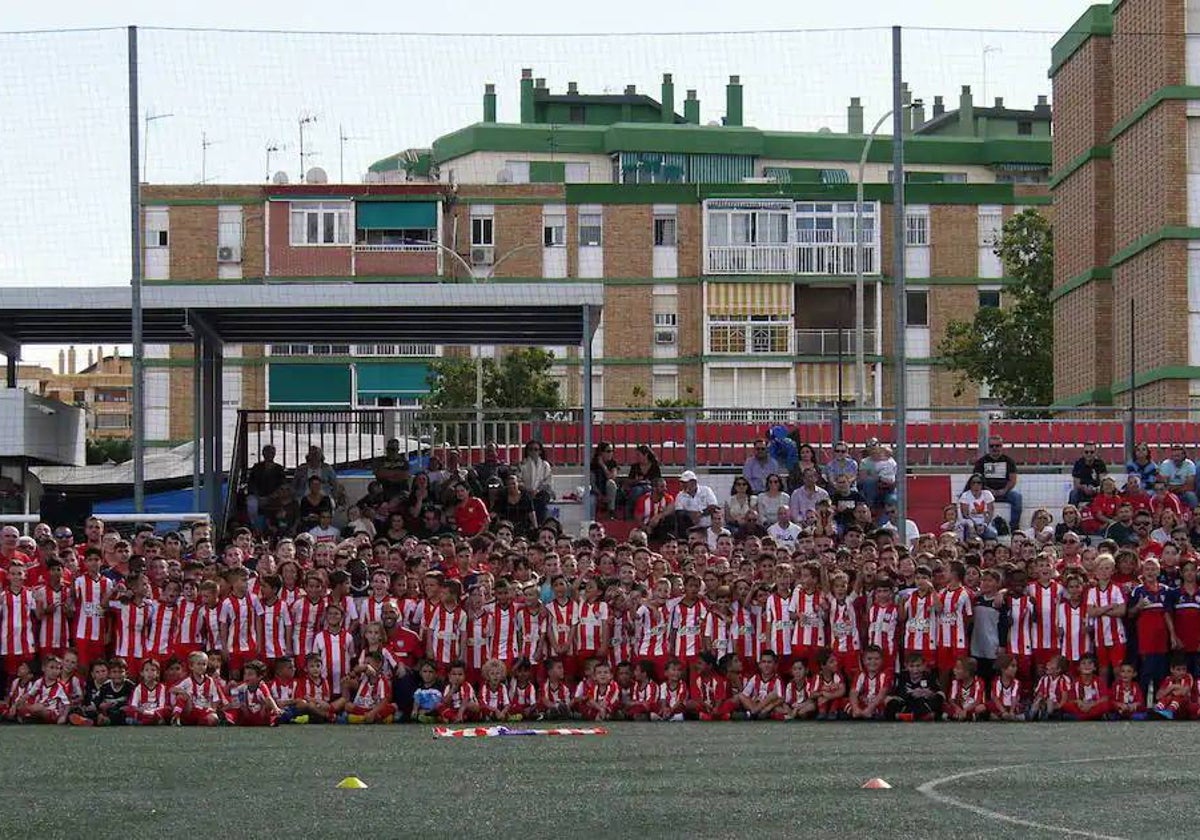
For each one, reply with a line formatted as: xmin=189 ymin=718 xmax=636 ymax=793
xmin=860 ymin=445 xmax=898 ymax=507
xmin=742 ymin=438 xmax=782 ymax=494
xmin=494 ymin=474 xmax=537 ymax=537
xmin=725 ymin=477 xmax=757 ymax=532
xmin=1126 ymin=442 xmax=1159 ymax=491
xmin=417 ymin=505 xmax=453 ymax=540
xmin=738 ymin=508 xmax=770 ymax=540
xmin=1069 ymin=443 xmax=1107 ymax=506
xmin=973 ymin=437 xmax=1022 ymax=531
xmin=789 ymin=467 xmax=830 ymax=523
xmin=824 ymin=441 xmax=858 ymax=489
xmin=589 ymin=442 xmax=620 ymax=517
xmin=876 ymin=501 xmax=919 ymax=549
xmin=1103 ymin=503 xmax=1137 ymax=547
xmin=307 ymin=510 xmax=340 ymax=544
xmin=1131 ymin=509 xmax=1163 ymax=559
xmin=704 ymin=509 xmax=732 ymax=551
xmin=755 ymin=474 xmax=790 ymax=523
xmin=1158 ymin=446 xmax=1198 ymax=509
xmin=405 ymin=473 xmax=435 ymax=530
xmin=1151 ymin=479 xmax=1186 ymax=525
xmin=1083 ymin=477 xmax=1122 ymax=535
xmin=246 ymin=444 xmax=289 ymax=529
xmin=829 ymin=474 xmax=866 ymax=533
xmin=638 ymin=477 xmax=676 ymax=542
xmin=767 ymin=506 xmax=802 ymax=548
xmin=474 ymin=442 xmax=510 ymax=505
xmin=442 ymin=448 xmax=481 ymax=497
xmin=958 ymin=474 xmax=996 ymax=541
xmin=786 ymin=443 xmax=822 ymax=492
xmin=674 ymin=470 xmax=719 ymax=533
xmin=518 ymin=440 xmax=554 ymax=524
xmin=296 ymin=475 xmax=333 ymax=532
xmin=1122 ymin=473 xmax=1153 ymax=514
xmin=1054 ymin=505 xmax=1090 ymax=545
xmin=450 ymin=482 xmax=490 ymax=538
xmin=293 ymin=446 xmax=341 ymax=504
xmin=622 ymin=444 xmax=660 ymax=519
xmin=0 ymin=525 xmax=32 ymax=568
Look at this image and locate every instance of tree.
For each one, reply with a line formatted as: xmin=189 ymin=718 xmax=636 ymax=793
xmin=938 ymin=208 xmax=1053 ymax=411
xmin=86 ymin=437 xmax=132 ymax=465
xmin=423 ymin=348 xmax=563 ymax=411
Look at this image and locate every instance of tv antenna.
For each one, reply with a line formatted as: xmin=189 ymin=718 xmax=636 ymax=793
xmin=298 ymin=112 xmax=318 ymax=182
xmin=265 ymin=141 xmax=284 ymax=182
xmin=142 ymin=108 xmax=174 ymax=182
xmin=199 ymin=130 xmax=219 ymax=184
xmin=338 ymin=124 xmax=366 ymax=183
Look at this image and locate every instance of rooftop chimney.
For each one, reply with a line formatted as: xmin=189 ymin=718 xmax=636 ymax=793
xmin=67 ymin=346 xmax=76 ymax=375
xmin=57 ymin=349 xmax=64 ymax=376
xmin=932 ymin=95 xmax=945 ymax=118
xmin=661 ymin=73 xmax=675 ymax=123
xmin=567 ymin=81 xmax=578 ymax=95
xmin=911 ymin=98 xmax=926 ymax=130
xmin=624 ymin=84 xmax=637 ymax=95
xmin=725 ymin=75 xmax=743 ymax=127
xmin=848 ymin=97 xmax=864 ymax=134
xmin=684 ymin=89 xmax=700 ymax=124
xmin=482 ymin=83 xmax=496 ymax=123
xmin=520 ymin=69 xmax=535 ymax=124
xmin=87 ymin=349 xmax=94 ymax=369
xmin=901 ymin=82 xmax=913 ymax=135
xmin=960 ymin=85 xmax=975 ymax=133
xmin=994 ymin=96 xmax=1005 ymax=109
xmin=1034 ymin=94 xmax=1051 ymax=117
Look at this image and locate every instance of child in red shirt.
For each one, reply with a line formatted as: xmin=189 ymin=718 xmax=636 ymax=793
xmin=538 ymin=657 xmax=571 ymax=720
xmin=944 ymin=655 xmax=986 ymax=721
xmin=346 ymin=651 xmax=397 ymax=724
xmin=625 ymin=660 xmax=659 ymax=721
xmin=124 ymin=659 xmax=171 ymax=725
xmin=655 ymin=658 xmax=687 ymax=721
xmin=847 ymin=646 xmax=891 ymax=720
xmin=1028 ymin=654 xmax=1072 ymax=721
xmin=1152 ymin=655 xmax=1195 ymax=720
xmin=1111 ymin=662 xmax=1146 ymax=720
xmin=439 ymin=660 xmax=479 ymax=723
xmin=988 ymin=654 xmax=1024 ymax=721
xmin=226 ymin=660 xmax=280 ymax=726
xmin=809 ymin=648 xmax=847 ymax=719
xmin=1062 ymin=653 xmax=1111 ymax=721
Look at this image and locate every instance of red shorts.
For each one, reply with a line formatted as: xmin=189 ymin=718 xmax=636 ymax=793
xmin=225 ymin=649 xmax=259 ymax=675
xmin=793 ymin=646 xmax=821 ymax=673
xmin=836 ymin=650 xmax=861 ymax=680
xmin=3 ymin=653 xmax=34 ymax=679
xmin=172 ymin=644 xmax=203 ymax=665
xmin=74 ymin=638 xmax=108 ymax=668
xmin=936 ymin=646 xmax=967 ymax=674
xmin=1032 ymin=647 xmax=1058 ymax=671
xmin=1095 ymin=644 xmax=1126 ymax=673
xmin=176 ymin=708 xmax=220 ymax=726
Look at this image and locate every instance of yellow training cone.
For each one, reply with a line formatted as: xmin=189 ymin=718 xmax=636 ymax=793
xmin=336 ymin=777 xmax=368 ymax=789
xmin=861 ymin=778 xmax=892 ymax=789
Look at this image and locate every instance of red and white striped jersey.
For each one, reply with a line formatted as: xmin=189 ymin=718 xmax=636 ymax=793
xmin=828 ymin=596 xmax=860 ymax=653
xmin=670 ymin=600 xmax=708 ymax=657
xmin=730 ymin=601 xmax=758 ymax=659
xmin=257 ymin=599 xmax=293 ymax=661
xmin=658 ymin=680 xmax=687 ymax=712
xmin=27 ymin=678 xmax=68 ymax=713
xmin=399 ymin=596 xmax=422 ymax=631
xmin=1071 ymin=677 xmax=1106 ymax=703
xmin=936 ymin=586 xmax=973 ymax=650
xmin=761 ymin=593 xmax=794 ymax=655
xmin=1027 ymin=580 xmax=1065 ymax=650
xmin=948 ymin=676 xmax=984 ymax=708
xmin=63 ymin=674 xmax=84 ymax=705
xmin=509 ymin=680 xmax=538 ymax=709
xmin=425 ymin=604 xmax=466 ymax=665
xmin=547 ymin=599 xmax=578 ymax=653
xmin=442 ymin=682 xmax=477 ymax=711
xmin=109 ymin=600 xmax=150 ymax=660
xmin=741 ymin=673 xmax=783 ymax=701
xmin=1112 ymin=680 xmax=1143 ymax=709
xmin=703 ymin=610 xmax=732 ymax=660
xmin=35 ymin=585 xmax=70 ymax=651
xmin=489 ymin=604 xmax=523 ymax=661
xmin=332 ymin=594 xmax=359 ymax=626
xmin=789 ymin=588 xmax=826 ymax=648
xmin=852 ymin=671 xmax=891 ymax=704
xmin=146 ymin=601 xmax=176 ymax=657
xmin=902 ymin=591 xmax=937 ymax=655
xmin=279 ymin=586 xmax=302 ymax=607
xmin=581 ymin=680 xmax=620 ymax=711
xmin=361 ymin=596 xmax=397 ymax=625
xmin=231 ymin=682 xmax=273 ymax=714
xmin=297 ymin=676 xmax=330 ymax=703
xmin=72 ymin=575 xmax=113 ymax=642
xmin=352 ymin=676 xmax=389 ymax=710
xmin=1086 ymin=583 xmax=1127 ymax=647
xmin=1056 ymin=601 xmax=1092 ymax=660
xmin=202 ymin=605 xmax=223 ymax=652
xmin=630 ymin=680 xmax=659 ymax=708
xmin=575 ymin=601 xmax=609 ymax=653
xmin=465 ymin=611 xmax=493 ymax=670
xmin=990 ymin=676 xmax=1022 ymax=712
xmin=173 ymin=674 xmax=227 ymax=710
xmin=311 ymin=629 xmax=355 ymax=695
xmin=1034 ymin=673 xmax=1073 ymax=703
xmin=783 ymin=679 xmax=809 ymax=706
xmin=269 ymin=677 xmax=298 ymax=702
xmin=1006 ymin=593 xmax=1034 ymax=656
xmin=610 ymin=609 xmax=634 ymax=666
xmin=219 ymin=595 xmax=259 ymax=653
xmin=539 ymin=680 xmax=571 ymax=709
xmin=867 ymin=603 xmax=899 ymax=660
xmin=479 ymin=682 xmax=510 ymax=714
xmin=290 ymin=597 xmax=326 ymax=657
xmin=129 ymin=682 xmax=169 ymax=714
xmin=635 ymin=604 xmax=670 ymax=658
xmin=173 ymin=598 xmax=208 ymax=649
xmin=518 ymin=605 xmax=545 ymax=663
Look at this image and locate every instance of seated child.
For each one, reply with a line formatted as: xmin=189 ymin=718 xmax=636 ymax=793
xmin=96 ymin=658 xmax=136 ymax=727
xmin=171 ymin=651 xmax=227 ymax=727
xmin=439 ymin=660 xmax=480 ymax=723
xmin=226 ymin=660 xmax=280 ymax=726
xmin=987 ymin=654 xmax=1024 ymax=721
xmin=944 ymin=656 xmax=987 ymax=721
xmin=477 ymin=659 xmax=515 ymax=722
xmin=625 ymin=660 xmax=659 ymax=721
xmin=507 ymin=659 xmax=539 ymax=721
xmin=847 ymin=646 xmax=892 ymax=720
xmin=1062 ymin=654 xmax=1111 ymax=721
xmin=1028 ymin=654 xmax=1073 ymax=721
xmin=1111 ymin=662 xmax=1146 ymax=720
xmin=411 ymin=660 xmax=444 ymax=723
xmin=15 ymin=655 xmax=69 ymax=724
xmin=655 ymin=658 xmax=687 ymax=722
xmin=124 ymin=660 xmax=171 ymax=725
xmin=294 ymin=653 xmax=335 ymax=724
xmin=886 ymin=652 xmax=943 ymax=722
xmin=345 ymin=651 xmax=397 ymax=724
xmin=783 ymin=660 xmax=816 ymax=720
xmin=808 ymin=649 xmax=847 ymax=720
xmin=1152 ymin=654 xmax=1195 ymax=720
xmin=538 ymin=658 xmax=572 ymax=721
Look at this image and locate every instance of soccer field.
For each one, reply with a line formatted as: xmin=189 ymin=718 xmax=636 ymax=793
xmin=0 ymin=723 xmax=1190 ymax=839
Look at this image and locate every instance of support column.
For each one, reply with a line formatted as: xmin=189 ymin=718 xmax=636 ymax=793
xmin=192 ymin=336 xmax=202 ymax=512
xmin=582 ymin=306 xmax=595 ymax=522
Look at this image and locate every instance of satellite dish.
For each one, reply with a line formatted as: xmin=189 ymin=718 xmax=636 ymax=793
xmin=271 ymin=170 xmax=290 ymax=185
xmin=306 ymin=166 xmax=328 ymax=184
xmin=818 ymin=126 xmax=832 ymax=134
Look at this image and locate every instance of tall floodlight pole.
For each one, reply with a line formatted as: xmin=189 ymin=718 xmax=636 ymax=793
xmin=891 ymin=26 xmax=908 ymax=527
xmin=855 ymin=110 xmax=894 ymax=407
xmin=128 ymin=26 xmax=145 ymax=512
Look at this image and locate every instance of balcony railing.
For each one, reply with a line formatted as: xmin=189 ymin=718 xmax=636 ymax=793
xmin=796 ymin=243 xmax=875 ymax=275
xmin=352 ymin=243 xmax=439 ymax=252
xmin=795 ymin=328 xmax=878 ymax=356
xmin=705 ymin=244 xmax=793 ymax=274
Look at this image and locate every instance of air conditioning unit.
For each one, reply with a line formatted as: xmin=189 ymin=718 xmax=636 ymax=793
xmin=217 ymin=245 xmax=242 ymax=263
xmin=654 ymin=329 xmax=677 ymax=345
xmin=470 ymin=247 xmax=494 ymax=266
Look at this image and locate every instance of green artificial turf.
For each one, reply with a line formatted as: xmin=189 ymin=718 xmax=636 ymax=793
xmin=0 ymin=723 xmax=1190 ymax=839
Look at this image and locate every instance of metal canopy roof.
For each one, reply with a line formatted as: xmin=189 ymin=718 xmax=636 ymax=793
xmin=0 ymin=283 xmax=603 ymax=347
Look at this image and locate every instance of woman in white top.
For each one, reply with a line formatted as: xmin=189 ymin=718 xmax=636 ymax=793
xmin=958 ymin=473 xmax=997 ymax=540
xmin=518 ymin=440 xmax=555 ymax=524
xmin=725 ymin=476 xmax=757 ymax=532
xmin=755 ymin=473 xmax=790 ymax=523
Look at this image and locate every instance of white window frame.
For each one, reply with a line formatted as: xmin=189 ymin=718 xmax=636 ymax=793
xmin=543 ymin=209 xmax=566 ymax=247
xmin=706 ymin=314 xmax=792 ymax=355
xmin=904 ymin=207 xmax=930 ymax=247
xmin=978 ymin=206 xmax=1003 ymax=248
xmin=794 ymin=201 xmax=879 ymax=275
xmin=471 ymin=215 xmax=495 ymax=247
xmin=653 ymin=312 xmax=678 ymax=345
xmin=653 ymin=213 xmax=678 ymax=247
xmin=145 ymin=208 xmax=169 ymax=248
xmin=579 ymin=208 xmax=603 ymax=247
xmin=905 ymin=289 xmax=930 ymax=328
xmin=289 ymin=201 xmax=352 ymax=247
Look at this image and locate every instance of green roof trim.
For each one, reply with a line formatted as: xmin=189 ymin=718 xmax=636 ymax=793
xmin=1052 ymin=386 xmax=1113 ymax=407
xmin=1111 ymin=365 xmax=1200 ymax=395
xmin=560 ymin=181 xmax=1046 ymax=206
xmin=1048 ymin=144 xmax=1111 ymax=188
xmin=1109 ymin=226 xmax=1200 ymax=268
xmin=431 ymin=121 xmax=1051 ymax=169
xmin=142 ymin=197 xmax=261 ymax=206
xmin=1109 ymin=85 xmax=1200 ymax=142
xmin=1049 ymin=4 xmax=1113 ymax=78
xmin=354 ymin=193 xmax=443 ymax=202
xmin=1048 ymin=267 xmax=1112 ymax=302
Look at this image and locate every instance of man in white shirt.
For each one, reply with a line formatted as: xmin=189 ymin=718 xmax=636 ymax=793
xmin=674 ymin=470 xmax=719 ymax=530
xmin=789 ymin=467 xmax=830 ymax=523
xmin=767 ymin=505 xmax=802 ymax=548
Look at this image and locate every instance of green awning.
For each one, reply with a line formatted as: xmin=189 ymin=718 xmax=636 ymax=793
xmin=268 ymin=363 xmax=351 ymax=405
xmin=356 ymin=201 xmax=437 ymax=230
xmin=820 ymin=168 xmax=850 ymax=184
xmin=355 ymin=362 xmax=431 ymax=395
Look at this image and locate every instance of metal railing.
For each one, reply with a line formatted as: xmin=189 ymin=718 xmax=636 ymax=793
xmin=795 ymin=328 xmax=877 ymax=356
xmin=705 ymin=244 xmax=792 ymax=274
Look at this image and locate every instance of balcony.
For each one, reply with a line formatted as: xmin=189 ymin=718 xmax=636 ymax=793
xmin=705 ymin=245 xmax=793 ymax=275
xmin=795 ymin=242 xmax=876 ymax=276
xmin=795 ymin=328 xmax=877 ymax=356
xmin=352 ymin=242 xmax=440 ymax=277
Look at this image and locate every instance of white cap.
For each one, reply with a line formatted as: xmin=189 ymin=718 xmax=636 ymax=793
xmin=680 ymin=470 xmax=698 ymax=482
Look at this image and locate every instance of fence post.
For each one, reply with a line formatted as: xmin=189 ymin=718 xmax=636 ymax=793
xmin=832 ymin=404 xmax=844 ymax=448
xmin=684 ymin=407 xmax=698 ymax=469
xmin=1124 ymin=407 xmax=1135 ymax=466
xmin=976 ymin=408 xmax=991 ymax=455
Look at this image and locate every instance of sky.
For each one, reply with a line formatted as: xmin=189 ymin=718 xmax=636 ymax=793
xmin=2 ymin=0 xmax=1087 ymax=367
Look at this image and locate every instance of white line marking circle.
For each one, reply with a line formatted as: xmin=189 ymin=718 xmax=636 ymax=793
xmin=916 ymin=752 xmax=1165 ymax=840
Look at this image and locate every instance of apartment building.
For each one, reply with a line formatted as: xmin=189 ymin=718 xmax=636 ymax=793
xmin=1051 ymin=0 xmax=1200 ymax=407
xmin=17 ymin=347 xmax=132 ymax=439
xmin=139 ymin=69 xmax=1050 ymax=442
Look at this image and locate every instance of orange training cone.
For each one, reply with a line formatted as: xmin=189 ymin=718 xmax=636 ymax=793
xmin=861 ymin=778 xmax=892 ymax=789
